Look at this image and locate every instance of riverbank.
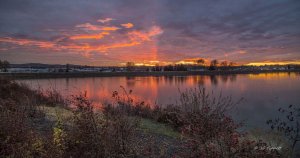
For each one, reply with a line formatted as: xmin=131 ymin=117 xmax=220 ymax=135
xmin=0 ymin=78 xmax=183 ymax=157
xmin=1 ymin=69 xmax=300 ymax=79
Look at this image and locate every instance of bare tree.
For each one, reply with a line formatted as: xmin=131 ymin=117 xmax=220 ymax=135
xmin=0 ymin=60 xmax=10 ymax=72
xmin=209 ymin=59 xmax=218 ymax=71
xmin=0 ymin=60 xmax=2 ymax=71
xmin=229 ymin=62 xmax=236 ymax=67
xmin=220 ymin=61 xmax=228 ymax=67
xmin=126 ymin=62 xmax=135 ymax=72
xmin=196 ymin=59 xmax=205 ymax=66
xmin=210 ymin=59 xmax=218 ymax=67
xmin=66 ymin=64 xmax=70 ymax=72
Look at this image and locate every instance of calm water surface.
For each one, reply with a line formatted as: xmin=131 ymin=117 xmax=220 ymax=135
xmin=19 ymin=72 xmax=300 ymax=129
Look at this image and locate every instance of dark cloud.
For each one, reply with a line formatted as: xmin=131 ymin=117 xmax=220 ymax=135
xmin=0 ymin=0 xmax=299 ymax=65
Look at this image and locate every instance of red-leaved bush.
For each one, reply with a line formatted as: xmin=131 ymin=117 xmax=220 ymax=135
xmin=174 ymin=87 xmax=279 ymax=157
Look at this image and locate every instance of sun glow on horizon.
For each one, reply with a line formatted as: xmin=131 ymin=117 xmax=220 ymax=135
xmin=246 ymin=61 xmax=300 ymax=66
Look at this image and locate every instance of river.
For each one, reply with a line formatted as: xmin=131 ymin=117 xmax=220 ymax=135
xmin=19 ymin=72 xmax=300 ymax=129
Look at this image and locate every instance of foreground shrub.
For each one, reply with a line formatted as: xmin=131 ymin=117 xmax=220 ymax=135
xmin=42 ymin=88 xmax=66 ymax=106
xmin=61 ymin=93 xmax=142 ymax=157
xmin=172 ymin=87 xmax=279 ymax=157
xmin=0 ymin=78 xmax=55 ymax=157
xmin=105 ymin=86 xmax=155 ymax=119
xmin=0 ymin=78 xmax=66 ymax=157
xmin=0 ymin=79 xmax=157 ymax=157
xmin=267 ymin=104 xmax=300 ymax=157
xmin=103 ymin=86 xmax=280 ymax=157
xmin=155 ymin=105 xmax=184 ymax=129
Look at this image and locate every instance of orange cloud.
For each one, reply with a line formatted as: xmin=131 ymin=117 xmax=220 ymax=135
xmin=93 ymin=41 xmax=141 ymax=52
xmin=121 ymin=23 xmax=134 ymax=28
xmin=239 ymin=50 xmax=247 ymax=54
xmin=128 ymin=31 xmax=150 ymax=41
xmin=81 ymin=26 xmax=164 ymax=52
xmin=0 ymin=25 xmax=164 ymax=59
xmin=0 ymin=36 xmax=141 ymax=53
xmin=76 ymin=23 xmax=119 ymax=31
xmin=128 ymin=26 xmax=163 ymax=42
xmin=100 ymin=26 xmax=120 ymax=31
xmin=70 ymin=32 xmax=110 ymax=40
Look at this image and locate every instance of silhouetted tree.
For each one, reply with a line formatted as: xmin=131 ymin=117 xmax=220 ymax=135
xmin=229 ymin=62 xmax=236 ymax=67
xmin=196 ymin=59 xmax=205 ymax=66
xmin=152 ymin=64 xmax=162 ymax=71
xmin=146 ymin=67 xmax=151 ymax=72
xmin=164 ymin=65 xmax=174 ymax=71
xmin=66 ymin=64 xmax=70 ymax=72
xmin=0 ymin=60 xmax=10 ymax=72
xmin=126 ymin=62 xmax=135 ymax=72
xmin=211 ymin=59 xmax=218 ymax=66
xmin=220 ymin=61 xmax=228 ymax=70
xmin=220 ymin=61 xmax=228 ymax=67
xmin=175 ymin=64 xmax=187 ymax=71
xmin=208 ymin=59 xmax=218 ymax=71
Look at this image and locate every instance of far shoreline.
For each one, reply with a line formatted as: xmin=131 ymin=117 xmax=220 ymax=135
xmin=1 ymin=70 xmax=299 ymax=79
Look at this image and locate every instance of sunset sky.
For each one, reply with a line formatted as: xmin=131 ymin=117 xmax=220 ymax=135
xmin=0 ymin=0 xmax=300 ymax=66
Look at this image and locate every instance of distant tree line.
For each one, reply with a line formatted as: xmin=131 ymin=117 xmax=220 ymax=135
xmin=159 ymin=64 xmax=188 ymax=71
xmin=0 ymin=59 xmax=10 ymax=72
xmin=126 ymin=59 xmax=238 ymax=72
xmin=124 ymin=59 xmax=300 ymax=72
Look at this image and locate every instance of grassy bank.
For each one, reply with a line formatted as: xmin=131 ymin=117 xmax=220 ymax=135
xmin=1 ymin=78 xmax=298 ymax=157
xmin=1 ymin=69 xmax=300 ymax=79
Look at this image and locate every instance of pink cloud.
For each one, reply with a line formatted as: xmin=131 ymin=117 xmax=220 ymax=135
xmin=97 ymin=18 xmax=114 ymax=23
xmin=75 ymin=23 xmax=120 ymax=31
xmin=128 ymin=26 xmax=163 ymax=41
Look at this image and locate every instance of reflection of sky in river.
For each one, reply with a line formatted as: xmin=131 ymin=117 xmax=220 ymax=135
xmin=19 ymin=72 xmax=300 ymax=129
